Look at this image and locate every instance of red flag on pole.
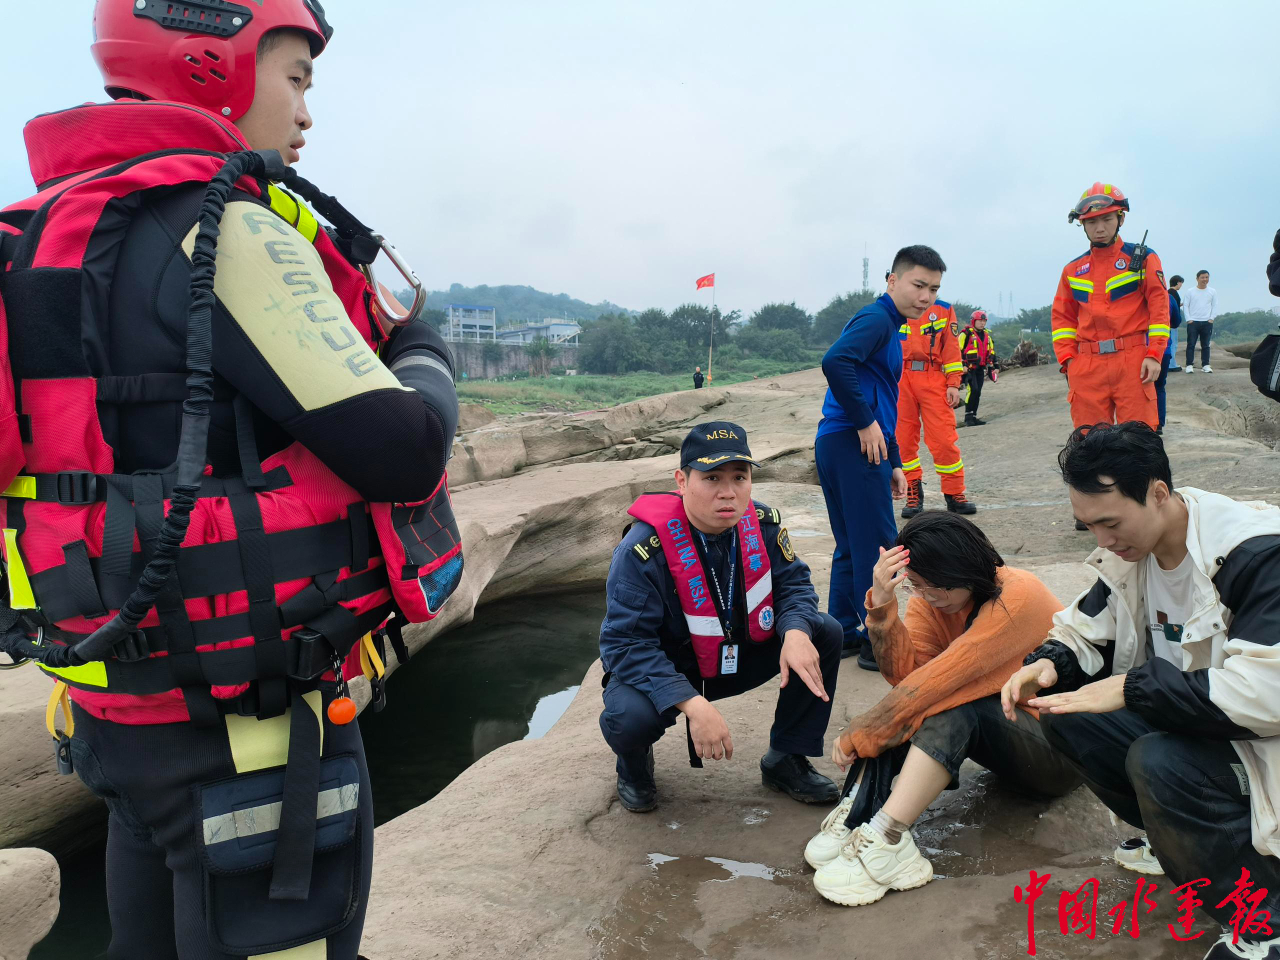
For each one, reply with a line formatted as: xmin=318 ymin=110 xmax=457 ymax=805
xmin=696 ymin=273 xmax=715 ymax=290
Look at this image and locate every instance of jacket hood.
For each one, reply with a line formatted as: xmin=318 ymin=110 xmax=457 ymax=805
xmin=23 ymin=100 xmax=249 ymax=191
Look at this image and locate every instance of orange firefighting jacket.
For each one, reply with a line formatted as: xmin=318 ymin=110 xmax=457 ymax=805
xmin=1051 ymin=236 xmax=1171 ymax=370
xmin=899 ymin=299 xmax=964 ymax=388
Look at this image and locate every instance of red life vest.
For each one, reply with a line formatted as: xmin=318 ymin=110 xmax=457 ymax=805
xmin=0 ymin=101 xmax=459 ymax=724
xmin=961 ymin=326 xmax=992 ymax=366
xmin=627 ymin=492 xmax=775 ymax=679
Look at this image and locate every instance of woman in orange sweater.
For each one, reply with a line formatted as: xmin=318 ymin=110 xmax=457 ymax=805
xmin=808 ymin=512 xmax=1081 ymax=907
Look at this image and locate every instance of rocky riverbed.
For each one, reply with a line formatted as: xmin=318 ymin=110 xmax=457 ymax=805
xmin=5 ymin=355 xmax=1278 ymax=959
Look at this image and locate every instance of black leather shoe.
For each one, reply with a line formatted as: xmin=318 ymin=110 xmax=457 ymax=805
xmin=856 ymin=636 xmax=879 ymax=672
xmin=965 ymin=415 xmax=986 ymax=426
xmin=760 ymin=753 xmax=839 ymax=803
xmin=616 ymin=747 xmax=657 ymax=812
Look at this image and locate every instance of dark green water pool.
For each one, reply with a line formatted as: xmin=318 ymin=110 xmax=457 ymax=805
xmin=31 ymin=590 xmax=605 ymax=959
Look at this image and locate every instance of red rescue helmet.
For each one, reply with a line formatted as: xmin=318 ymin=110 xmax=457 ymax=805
xmin=971 ymin=309 xmax=988 ymax=323
xmin=91 ymin=0 xmax=333 ymax=122
xmin=1067 ymin=182 xmax=1130 ymax=224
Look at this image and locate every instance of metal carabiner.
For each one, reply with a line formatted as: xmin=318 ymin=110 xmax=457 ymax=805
xmin=359 ymin=234 xmax=427 ymax=329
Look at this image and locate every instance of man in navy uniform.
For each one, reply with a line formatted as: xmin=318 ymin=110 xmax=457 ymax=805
xmin=598 ymin=421 xmax=843 ymax=812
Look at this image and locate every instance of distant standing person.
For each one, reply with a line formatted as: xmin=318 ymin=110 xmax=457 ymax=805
xmin=1166 ymin=275 xmax=1184 ymax=372
xmin=1153 ymin=277 xmax=1184 ymax=434
xmin=694 ymin=365 xmax=705 ymax=389
xmin=1183 ymin=270 xmax=1218 ymax=373
xmin=958 ymin=309 xmax=998 ymax=427
xmin=816 ymin=245 xmax=943 ymax=670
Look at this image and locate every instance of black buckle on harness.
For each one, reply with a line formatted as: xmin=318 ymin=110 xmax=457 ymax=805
xmin=288 ymin=627 xmax=336 ymax=682
xmin=55 ymin=472 xmax=97 ymax=505
xmin=113 ymin=630 xmax=151 ymax=664
xmin=1097 ymin=339 xmax=1118 ymax=355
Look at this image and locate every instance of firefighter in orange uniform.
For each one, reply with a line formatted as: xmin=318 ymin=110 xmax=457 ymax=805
xmin=896 ymin=299 xmax=976 ymax=518
xmin=1052 ymin=182 xmax=1170 ymax=432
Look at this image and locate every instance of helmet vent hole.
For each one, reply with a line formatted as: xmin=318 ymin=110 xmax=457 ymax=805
xmin=190 ymin=73 xmax=207 ymax=85
xmin=184 ymin=54 xmax=202 ymax=66
xmin=209 ymin=68 xmax=226 ymax=82
xmin=204 ymin=50 xmax=221 ymax=61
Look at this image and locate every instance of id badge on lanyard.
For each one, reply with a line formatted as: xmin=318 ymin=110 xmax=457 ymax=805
xmin=699 ymin=530 xmax=739 ymax=675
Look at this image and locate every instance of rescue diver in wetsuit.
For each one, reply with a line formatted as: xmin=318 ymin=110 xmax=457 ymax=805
xmin=0 ymin=2 xmax=457 ymax=956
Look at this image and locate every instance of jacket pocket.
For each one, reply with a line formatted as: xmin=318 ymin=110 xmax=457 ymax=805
xmin=370 ymin=474 xmax=464 ymax=624
xmin=197 ymin=754 xmax=364 ymax=954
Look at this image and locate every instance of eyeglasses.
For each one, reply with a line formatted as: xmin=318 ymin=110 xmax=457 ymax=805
xmin=899 ymin=578 xmax=952 ymax=602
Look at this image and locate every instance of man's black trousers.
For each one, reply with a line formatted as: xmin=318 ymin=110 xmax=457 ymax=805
xmin=599 ymin=613 xmax=842 ymax=780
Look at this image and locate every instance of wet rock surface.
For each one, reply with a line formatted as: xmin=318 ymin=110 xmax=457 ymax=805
xmin=363 ymin=360 xmax=1280 ymax=960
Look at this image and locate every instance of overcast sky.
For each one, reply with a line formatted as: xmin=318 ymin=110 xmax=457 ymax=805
xmin=4 ymin=1 xmax=1279 ymax=320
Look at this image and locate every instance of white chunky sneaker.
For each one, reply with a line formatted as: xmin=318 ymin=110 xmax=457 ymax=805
xmin=1113 ymin=836 xmax=1165 ymax=876
xmin=812 ymin=826 xmax=933 ymax=907
xmin=1185 ymin=365 xmax=1195 ymax=374
xmin=1203 ymin=364 xmax=1213 ymax=373
xmin=1201 ymin=927 xmax=1280 ymax=959
xmin=804 ymin=793 xmax=856 ymax=869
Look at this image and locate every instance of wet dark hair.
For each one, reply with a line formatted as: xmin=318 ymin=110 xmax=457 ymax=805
xmin=1169 ymin=274 xmax=1184 ymax=287
xmin=896 ymin=511 xmax=1004 ymax=628
xmin=891 ymin=245 xmax=947 ymax=277
xmin=1058 ymin=421 xmax=1172 ymax=505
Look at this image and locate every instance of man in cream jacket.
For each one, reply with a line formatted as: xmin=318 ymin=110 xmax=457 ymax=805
xmin=1002 ymin=422 xmax=1280 ymax=960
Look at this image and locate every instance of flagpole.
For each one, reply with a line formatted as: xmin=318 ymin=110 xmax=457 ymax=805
xmin=708 ymin=285 xmax=716 ymax=387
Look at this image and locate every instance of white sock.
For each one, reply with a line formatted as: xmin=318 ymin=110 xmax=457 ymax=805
xmin=866 ymin=808 xmax=910 ymax=845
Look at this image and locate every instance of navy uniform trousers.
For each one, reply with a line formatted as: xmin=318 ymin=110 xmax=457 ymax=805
xmin=599 ymin=612 xmax=842 ymax=778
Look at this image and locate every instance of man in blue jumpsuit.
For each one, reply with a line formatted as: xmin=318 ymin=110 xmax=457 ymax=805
xmin=816 ymin=245 xmax=947 ymax=671
xmin=598 ymin=422 xmax=843 ymax=812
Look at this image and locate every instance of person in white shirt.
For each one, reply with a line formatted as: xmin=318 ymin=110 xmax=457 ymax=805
xmin=1182 ymin=270 xmax=1218 ymax=373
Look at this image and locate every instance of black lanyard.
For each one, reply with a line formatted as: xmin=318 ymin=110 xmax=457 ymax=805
xmin=697 ymin=528 xmax=738 ymax=635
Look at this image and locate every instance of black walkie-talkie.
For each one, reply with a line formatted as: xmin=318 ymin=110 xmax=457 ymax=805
xmin=1129 ymin=229 xmax=1150 ymax=274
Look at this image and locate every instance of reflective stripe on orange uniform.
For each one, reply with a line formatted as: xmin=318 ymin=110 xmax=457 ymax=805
xmin=1051 ymin=236 xmax=1170 ymax=368
xmin=896 ymin=300 xmax=965 ymax=494
xmin=1051 ymin=236 xmax=1167 ymax=430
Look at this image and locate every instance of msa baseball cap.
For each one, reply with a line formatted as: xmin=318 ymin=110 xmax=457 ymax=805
xmin=680 ymin=421 xmax=761 ymax=471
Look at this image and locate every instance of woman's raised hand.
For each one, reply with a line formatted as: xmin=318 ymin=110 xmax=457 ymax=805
xmin=870 ymin=545 xmax=910 ymax=609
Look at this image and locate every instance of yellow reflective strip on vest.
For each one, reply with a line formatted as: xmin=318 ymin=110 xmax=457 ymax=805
xmin=250 ymin=942 xmax=326 ymax=960
xmin=39 ymin=660 xmax=109 ymax=689
xmin=2 ymin=476 xmax=36 ymax=499
xmin=935 ymin=460 xmax=964 ymax=474
xmin=266 ymin=184 xmax=320 ymax=245
xmin=226 ymin=690 xmax=324 ymax=774
xmin=1053 ymin=328 xmax=1078 ymax=341
xmin=1105 ymin=271 xmax=1139 ymax=291
xmin=2 ymin=529 xmax=36 ymax=609
xmin=1067 ymin=278 xmax=1094 ymax=291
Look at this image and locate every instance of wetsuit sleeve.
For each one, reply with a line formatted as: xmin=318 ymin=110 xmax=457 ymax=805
xmin=820 ymin=313 xmax=889 ymax=431
xmin=763 ymin=520 xmax=821 ymax=640
xmin=1125 ymin=536 xmax=1280 ymax=740
xmin=598 ymin=539 xmax=699 ymax=715
xmin=184 ymin=201 xmax=455 ymax=504
xmin=1051 ymin=266 xmax=1080 ymax=371
xmin=1142 ymin=250 xmax=1170 ymax=360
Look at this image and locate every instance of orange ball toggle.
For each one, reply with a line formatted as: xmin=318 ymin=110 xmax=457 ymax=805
xmin=327 ymin=696 xmax=357 ymax=725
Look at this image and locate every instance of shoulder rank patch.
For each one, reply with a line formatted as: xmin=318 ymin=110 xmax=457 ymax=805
xmin=632 ymin=535 xmax=661 ymax=562
xmin=778 ymin=527 xmax=796 ymax=562
xmin=949 ymin=320 xmax=959 ymax=337
xmin=755 ymin=505 xmax=781 ymax=525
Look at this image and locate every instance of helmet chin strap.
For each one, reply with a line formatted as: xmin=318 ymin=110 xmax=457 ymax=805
xmin=1089 ymin=212 xmax=1124 ymax=248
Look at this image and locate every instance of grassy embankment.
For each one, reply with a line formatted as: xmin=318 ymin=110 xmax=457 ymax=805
xmin=457 ymin=357 xmax=819 ymax=416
